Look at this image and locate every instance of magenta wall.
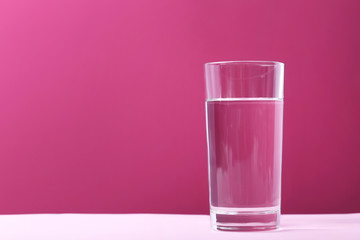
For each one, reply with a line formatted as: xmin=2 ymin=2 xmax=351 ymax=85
xmin=0 ymin=0 xmax=359 ymax=214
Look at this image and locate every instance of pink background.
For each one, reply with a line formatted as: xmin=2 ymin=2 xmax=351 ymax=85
xmin=0 ymin=0 xmax=359 ymax=214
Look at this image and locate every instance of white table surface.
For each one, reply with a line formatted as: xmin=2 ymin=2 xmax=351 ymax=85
xmin=0 ymin=213 xmax=359 ymax=239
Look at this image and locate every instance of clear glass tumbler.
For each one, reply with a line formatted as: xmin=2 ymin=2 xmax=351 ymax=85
xmin=205 ymin=61 xmax=284 ymax=231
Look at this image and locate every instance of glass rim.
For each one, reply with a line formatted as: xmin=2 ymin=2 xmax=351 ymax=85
xmin=205 ymin=60 xmax=284 ymax=67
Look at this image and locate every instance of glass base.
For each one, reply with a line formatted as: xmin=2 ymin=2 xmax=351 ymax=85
xmin=210 ymin=207 xmax=280 ymax=231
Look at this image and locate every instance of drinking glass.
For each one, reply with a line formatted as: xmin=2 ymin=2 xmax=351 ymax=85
xmin=205 ymin=61 xmax=284 ymax=231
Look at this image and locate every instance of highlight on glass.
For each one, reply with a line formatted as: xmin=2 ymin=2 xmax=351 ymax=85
xmin=205 ymin=61 xmax=284 ymax=231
